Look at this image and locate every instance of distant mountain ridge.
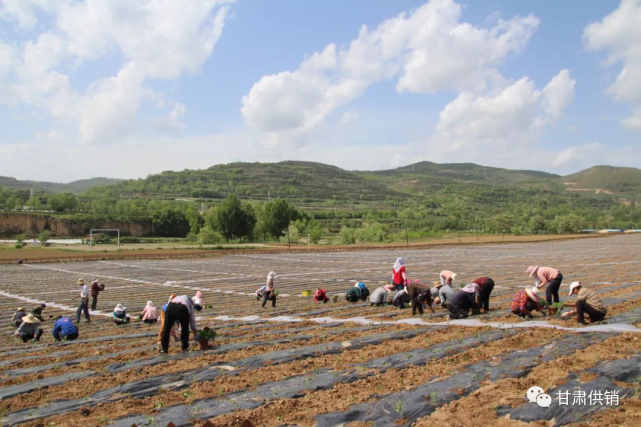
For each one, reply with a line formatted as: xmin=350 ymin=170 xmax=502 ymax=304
xmin=0 ymin=176 xmax=121 ymax=194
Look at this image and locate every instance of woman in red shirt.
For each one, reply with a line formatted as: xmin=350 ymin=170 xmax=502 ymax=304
xmin=392 ymin=258 xmax=408 ymax=291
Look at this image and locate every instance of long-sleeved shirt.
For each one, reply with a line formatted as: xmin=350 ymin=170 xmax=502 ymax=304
xmin=15 ymin=321 xmax=40 ymax=337
xmin=91 ymin=282 xmax=104 ymax=296
xmin=12 ymin=310 xmax=26 ymax=323
xmin=511 ymin=290 xmax=542 ymax=315
xmin=439 ymin=285 xmax=455 ymax=305
xmin=440 ymin=270 xmax=455 ymax=285
xmin=406 ymin=282 xmax=431 ymax=302
xmin=141 ymin=305 xmax=159 ymax=321
xmin=473 ymin=277 xmax=494 ymax=293
xmin=265 ymin=277 xmax=274 ymax=292
xmin=533 ymin=267 xmax=559 ymax=287
xmin=369 ymin=287 xmax=388 ymax=305
xmin=449 ymin=290 xmax=479 ymax=312
xmin=314 ymin=289 xmax=328 ymax=303
xmin=52 ymin=317 xmax=78 ymax=337
xmin=576 ymin=288 xmax=606 ymax=313
xmin=170 ymin=295 xmax=198 ymax=333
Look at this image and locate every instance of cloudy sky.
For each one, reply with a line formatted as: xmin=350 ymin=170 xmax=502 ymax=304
xmin=1 ymin=0 xmax=640 ymax=182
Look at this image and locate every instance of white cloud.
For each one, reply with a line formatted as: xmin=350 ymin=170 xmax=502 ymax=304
xmin=242 ymin=0 xmax=539 ymax=138
xmin=584 ymin=0 xmax=641 ymax=129
xmin=154 ymin=103 xmax=187 ymax=132
xmin=552 ymin=142 xmax=603 ymax=168
xmin=423 ymin=70 xmax=576 ymax=163
xmin=0 ymin=0 xmax=233 ymax=144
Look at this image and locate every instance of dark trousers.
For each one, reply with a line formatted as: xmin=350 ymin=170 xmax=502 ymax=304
xmin=545 ymin=273 xmax=563 ymax=305
xmin=14 ymin=320 xmax=22 ymax=328
xmin=512 ymin=300 xmax=538 ymax=318
xmin=479 ymin=280 xmax=495 ymax=311
xmin=576 ymin=300 xmax=606 ymax=323
xmin=161 ymin=303 xmax=190 ymax=352
xmin=54 ymin=332 xmax=78 ymax=342
xmin=394 ymin=282 xmax=404 ymax=292
xmin=20 ymin=330 xmax=43 ymax=342
xmin=411 ymin=297 xmax=425 ymax=315
xmin=448 ymin=304 xmax=469 ymax=319
xmin=262 ymin=291 xmax=276 ymax=307
xmin=143 ymin=319 xmax=158 ymax=324
xmin=91 ymin=295 xmax=98 ymax=311
xmin=75 ymin=299 xmax=90 ymax=322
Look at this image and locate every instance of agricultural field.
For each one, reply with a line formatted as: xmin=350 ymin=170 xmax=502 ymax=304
xmin=0 ymin=235 xmax=640 ymax=426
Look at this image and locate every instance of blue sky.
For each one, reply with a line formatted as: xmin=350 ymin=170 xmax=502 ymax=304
xmin=1 ymin=0 xmax=640 ymax=182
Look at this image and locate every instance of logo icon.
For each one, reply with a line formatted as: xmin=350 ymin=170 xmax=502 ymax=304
xmin=527 ymin=386 xmax=545 ymax=403
xmin=536 ymin=393 xmax=552 ymax=408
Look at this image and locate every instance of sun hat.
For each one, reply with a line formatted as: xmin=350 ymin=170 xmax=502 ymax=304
xmin=114 ymin=304 xmax=126 ymax=313
xmin=568 ymin=281 xmax=582 ymax=296
xmin=525 ymin=287 xmax=539 ymax=301
xmin=18 ymin=307 xmax=24 ymax=311
xmin=433 ymin=281 xmax=442 ymax=288
xmin=77 ymin=279 xmax=84 ymax=285
xmin=22 ymin=314 xmax=38 ymax=324
xmin=527 ymin=266 xmax=539 ymax=278
xmin=451 ymin=273 xmax=458 ymax=281
xmin=91 ymin=278 xmax=98 ymax=284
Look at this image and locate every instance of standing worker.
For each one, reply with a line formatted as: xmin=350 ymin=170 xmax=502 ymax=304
xmin=527 ymin=266 xmax=563 ymax=305
xmin=75 ymin=279 xmax=91 ymax=323
xmin=562 ymin=282 xmax=607 ymax=325
xmin=160 ymin=295 xmax=199 ymax=354
xmin=262 ymin=271 xmax=277 ymax=308
xmin=14 ymin=314 xmax=43 ymax=343
xmin=473 ymin=277 xmax=495 ymax=312
xmin=392 ymin=258 xmax=408 ymax=291
xmin=52 ymin=316 xmax=79 ymax=342
xmin=406 ymin=280 xmax=434 ymax=316
xmin=447 ymin=283 xmax=480 ymax=319
xmin=90 ymin=279 xmax=105 ymax=311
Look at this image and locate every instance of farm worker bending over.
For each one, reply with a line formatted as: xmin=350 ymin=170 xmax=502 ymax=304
xmin=370 ymin=284 xmax=394 ymax=306
xmin=439 ymin=270 xmax=457 ymax=287
xmin=407 ymin=280 xmax=434 ymax=316
xmin=346 ymin=282 xmax=370 ymax=303
xmin=392 ymin=289 xmax=410 ymax=309
xmin=90 ymin=278 xmax=105 ymax=311
xmin=447 ymin=283 xmax=480 ymax=319
xmin=511 ymin=287 xmax=544 ymax=319
xmin=14 ymin=314 xmax=43 ymax=343
xmin=314 ymin=288 xmax=329 ymax=304
xmin=160 ymin=295 xmax=198 ymax=354
xmin=474 ymin=277 xmax=495 ymax=312
xmin=432 ymin=280 xmax=455 ymax=307
xmin=31 ymin=303 xmax=47 ymax=321
xmin=562 ymin=282 xmax=607 ymax=325
xmin=141 ymin=301 xmax=158 ymax=324
xmin=157 ymin=294 xmax=178 ymax=346
xmin=112 ymin=304 xmax=130 ymax=325
xmin=193 ymin=291 xmax=204 ymax=311
xmin=262 ymin=271 xmax=277 ymax=308
xmin=392 ymin=258 xmax=408 ymax=291
xmin=527 ymin=265 xmax=563 ymax=305
xmin=75 ymin=279 xmax=91 ymax=323
xmin=52 ymin=316 xmax=78 ymax=342
xmin=12 ymin=307 xmax=26 ymax=328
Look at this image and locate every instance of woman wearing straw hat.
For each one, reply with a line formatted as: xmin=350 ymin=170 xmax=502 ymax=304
xmin=75 ymin=279 xmax=91 ymax=323
xmin=14 ymin=314 xmax=43 ymax=343
xmin=511 ymin=287 xmax=544 ymax=319
xmin=526 ymin=265 xmax=563 ymax=306
xmin=439 ymin=270 xmax=457 ymax=287
xmin=112 ymin=304 xmax=130 ymax=325
xmin=562 ymin=282 xmax=607 ymax=325
xmin=12 ymin=307 xmax=27 ymax=328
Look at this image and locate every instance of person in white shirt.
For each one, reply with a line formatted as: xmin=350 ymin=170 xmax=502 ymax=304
xmin=74 ymin=278 xmax=91 ymax=323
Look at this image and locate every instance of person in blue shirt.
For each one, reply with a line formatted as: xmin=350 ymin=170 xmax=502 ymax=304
xmin=112 ymin=304 xmax=130 ymax=325
xmin=52 ymin=316 xmax=79 ymax=342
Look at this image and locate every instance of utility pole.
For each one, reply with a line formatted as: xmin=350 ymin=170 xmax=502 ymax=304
xmin=307 ymin=233 xmax=310 ymax=251
xmin=405 ymin=221 xmax=409 ymax=246
xmin=287 ymin=227 xmax=291 ymax=251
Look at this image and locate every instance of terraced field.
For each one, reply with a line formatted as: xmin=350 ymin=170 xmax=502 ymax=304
xmin=1 ymin=235 xmax=640 ymax=426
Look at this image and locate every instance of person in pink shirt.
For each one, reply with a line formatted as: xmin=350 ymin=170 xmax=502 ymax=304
xmin=526 ymin=265 xmax=563 ymax=305
xmin=392 ymin=258 xmax=408 ymax=291
xmin=141 ymin=300 xmax=158 ymax=324
xmin=439 ymin=270 xmax=457 ymax=287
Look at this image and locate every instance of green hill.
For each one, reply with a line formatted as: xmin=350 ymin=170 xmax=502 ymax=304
xmin=0 ymin=176 xmax=120 ymax=194
xmin=561 ymin=166 xmax=641 ymax=199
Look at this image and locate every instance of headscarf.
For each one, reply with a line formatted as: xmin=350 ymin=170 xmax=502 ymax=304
xmin=114 ymin=304 xmax=126 ymax=313
xmin=146 ymin=300 xmax=154 ymax=307
xmin=461 ymin=283 xmax=480 ymax=294
xmin=195 ymin=291 xmax=203 ymax=298
xmin=393 ymin=258 xmax=404 ymax=273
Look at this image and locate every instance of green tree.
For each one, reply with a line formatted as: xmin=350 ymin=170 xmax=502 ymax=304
xmin=6 ymin=195 xmax=20 ymax=211
xmin=554 ymin=214 xmax=582 ymax=234
xmin=38 ymin=230 xmax=52 ymax=246
xmin=197 ymin=226 xmax=224 ymax=245
xmin=209 ymin=195 xmax=256 ymax=241
xmin=152 ymin=207 xmax=190 ymax=237
xmin=527 ymin=215 xmax=547 ymax=234
xmin=263 ymin=199 xmax=297 ymax=238
xmin=340 ymin=226 xmax=356 ymax=244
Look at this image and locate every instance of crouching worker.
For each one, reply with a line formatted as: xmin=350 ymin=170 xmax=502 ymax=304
xmin=52 ymin=316 xmax=78 ymax=342
xmin=370 ymin=284 xmax=395 ymax=306
xmin=563 ymin=282 xmax=607 ymax=325
xmin=262 ymin=271 xmax=277 ymax=308
xmin=160 ymin=295 xmax=198 ymax=354
xmin=12 ymin=307 xmax=26 ymax=328
xmin=511 ymin=287 xmax=544 ymax=319
xmin=314 ymin=288 xmax=329 ymax=304
xmin=346 ymin=282 xmax=369 ymax=303
xmin=14 ymin=314 xmax=43 ymax=343
xmin=407 ymin=280 xmax=434 ymax=316
xmin=112 ymin=304 xmax=130 ymax=325
xmin=392 ymin=288 xmax=410 ymax=309
xmin=141 ymin=301 xmax=158 ymax=324
xmin=448 ymin=283 xmax=480 ymax=319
